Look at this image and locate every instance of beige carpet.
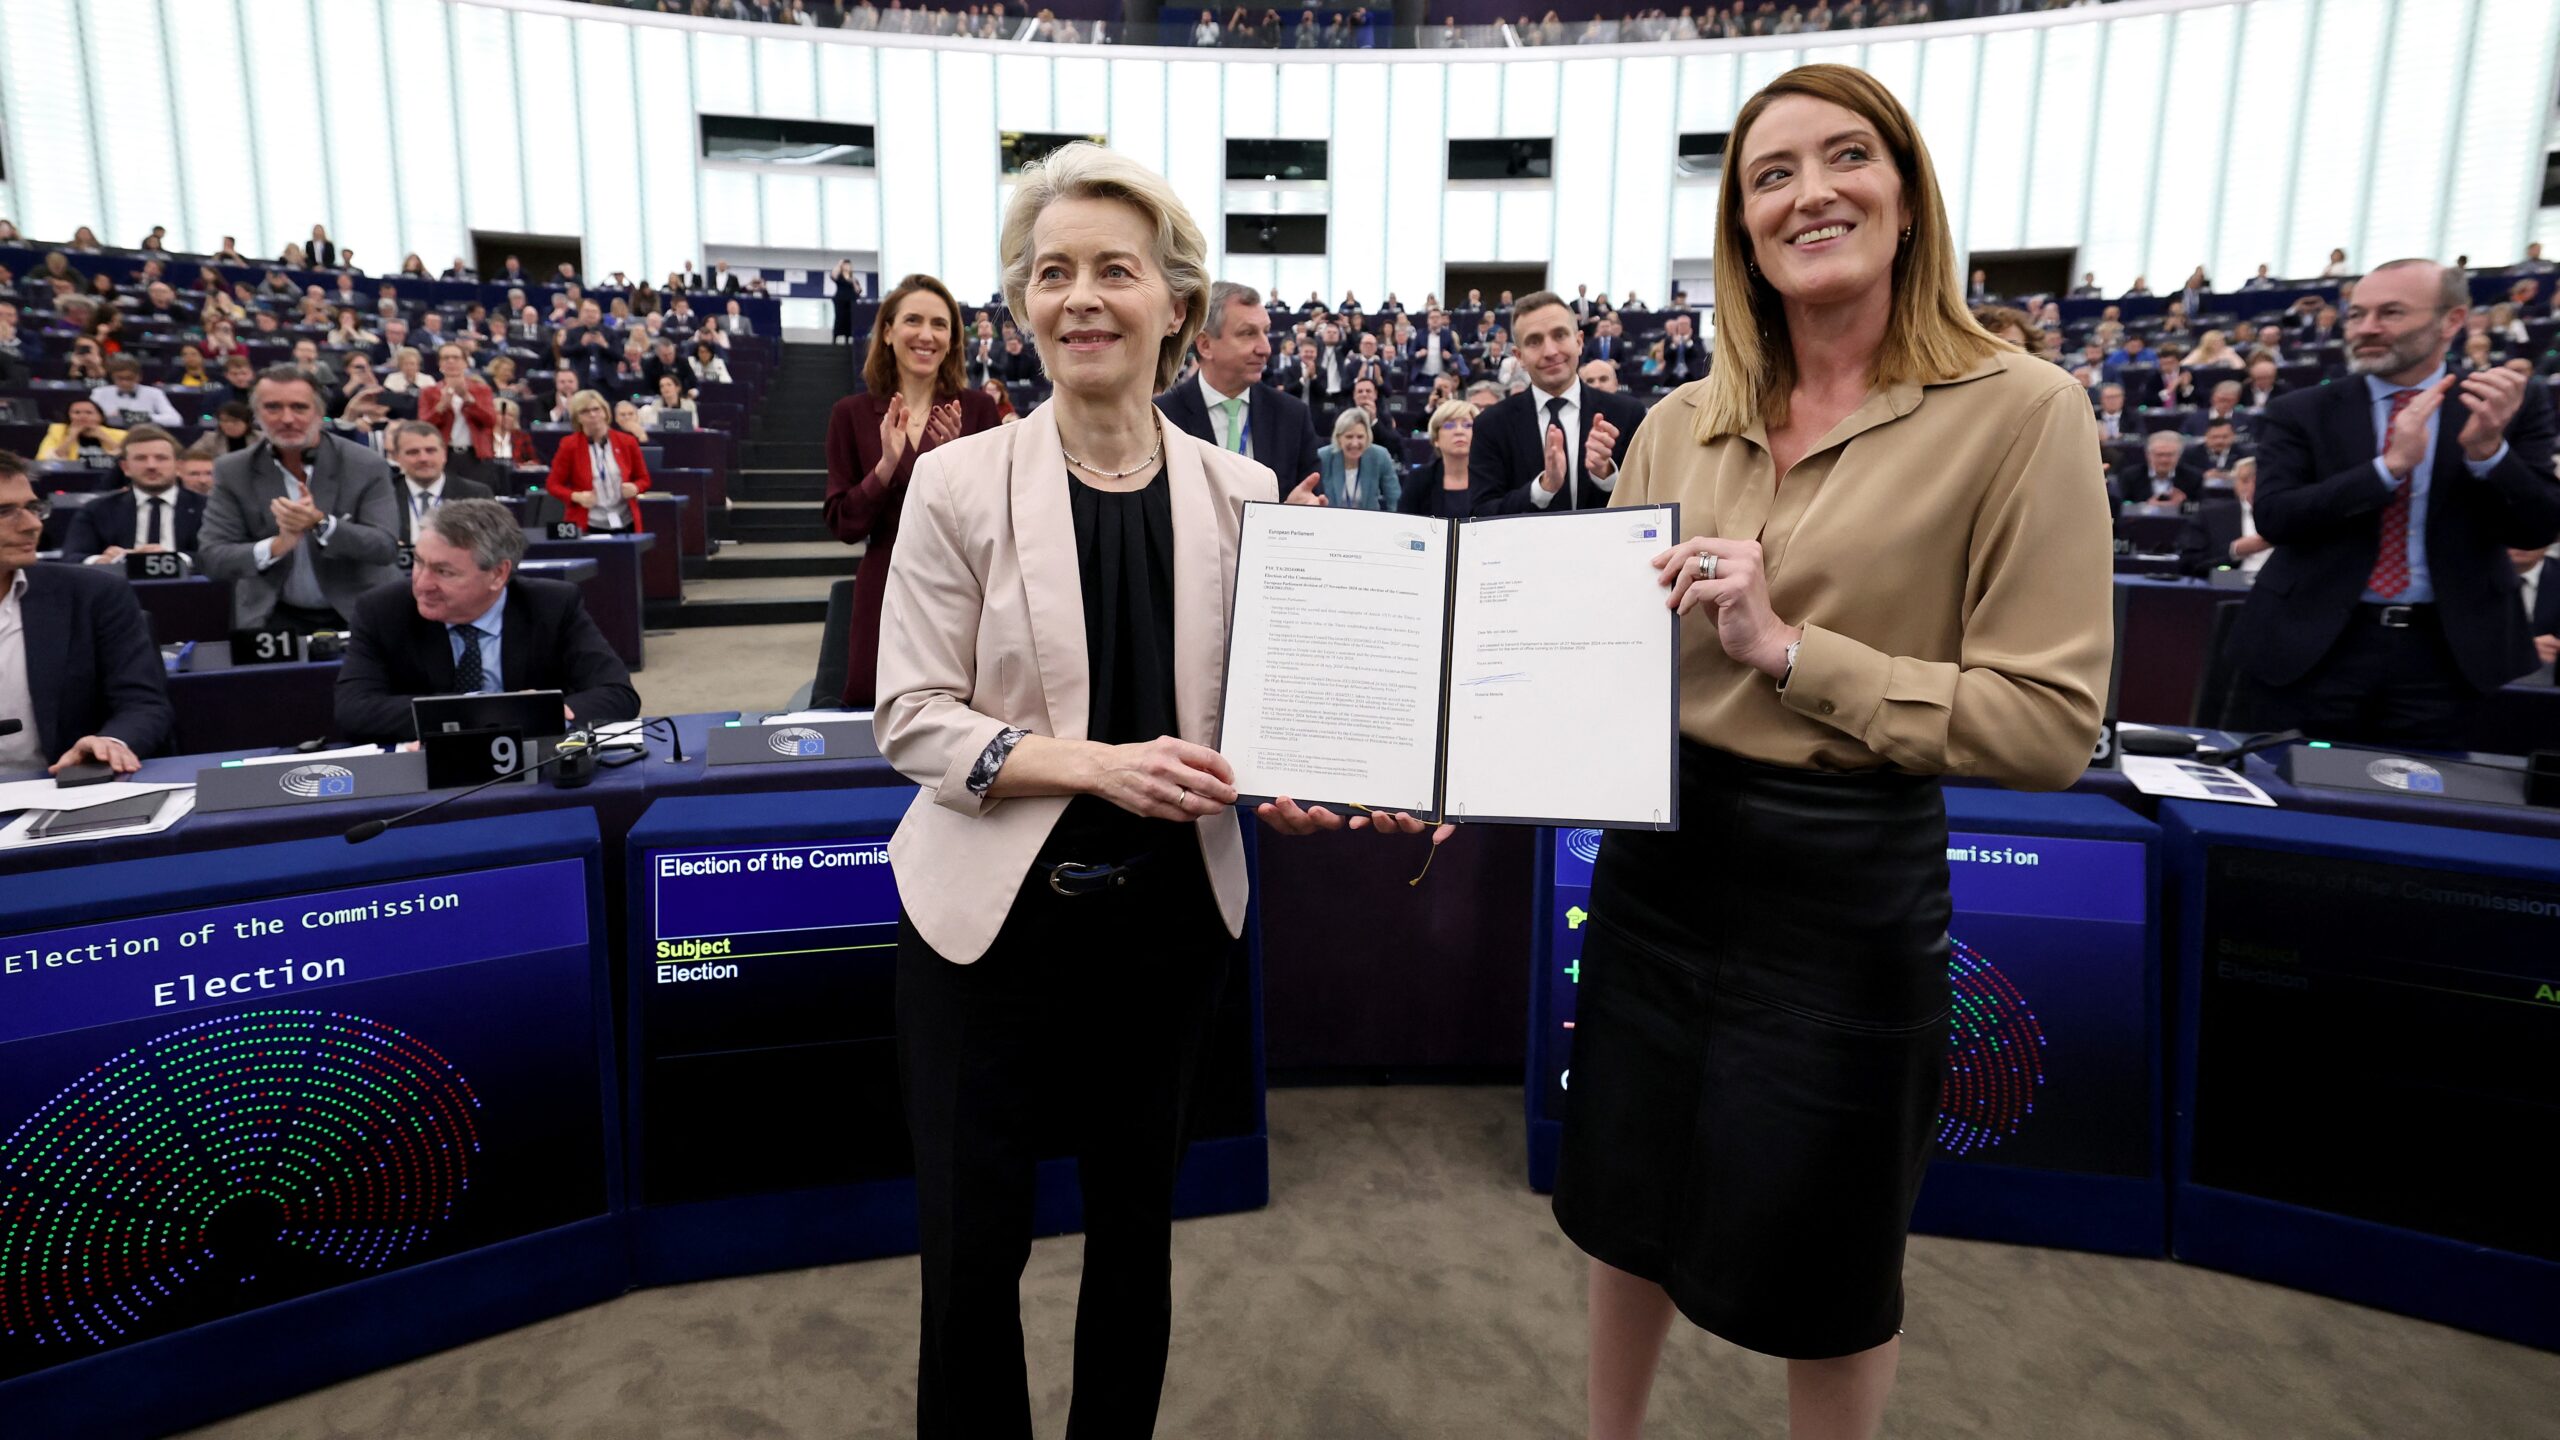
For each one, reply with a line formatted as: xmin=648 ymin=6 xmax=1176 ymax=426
xmin=178 ymin=1087 xmax=2559 ymax=1440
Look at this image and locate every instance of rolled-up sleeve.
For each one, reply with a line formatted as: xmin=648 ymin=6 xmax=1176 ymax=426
xmin=871 ymin=450 xmax=1011 ymax=816
xmin=1780 ymin=383 xmax=2113 ymax=791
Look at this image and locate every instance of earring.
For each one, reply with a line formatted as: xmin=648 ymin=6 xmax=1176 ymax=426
xmin=1746 ymin=258 xmax=1761 ymax=278
xmin=1902 ymin=227 xmax=1913 ymax=243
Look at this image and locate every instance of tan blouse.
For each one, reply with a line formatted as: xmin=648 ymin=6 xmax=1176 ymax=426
xmin=1612 ymin=351 xmax=2113 ymax=792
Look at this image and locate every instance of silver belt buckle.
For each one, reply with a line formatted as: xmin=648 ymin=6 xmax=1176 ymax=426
xmin=1047 ymin=861 xmax=1089 ymax=897
xmin=2378 ymin=604 xmax=2415 ymax=629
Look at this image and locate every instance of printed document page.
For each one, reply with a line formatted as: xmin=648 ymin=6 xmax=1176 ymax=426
xmin=1439 ymin=506 xmax=1679 ymax=827
xmin=1219 ymin=504 xmax=1449 ymax=814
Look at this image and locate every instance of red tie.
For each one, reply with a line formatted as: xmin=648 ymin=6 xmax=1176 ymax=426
xmin=2365 ymin=387 xmax=2421 ymax=600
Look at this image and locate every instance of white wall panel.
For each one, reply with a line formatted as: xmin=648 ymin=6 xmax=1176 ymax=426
xmin=1915 ymin=36 xmax=1978 ymax=271
xmin=761 ymin=173 xmax=823 ymax=252
xmin=1167 ymin=61 xmax=1227 ymax=276
xmin=1108 ymin=57 xmax=1167 ymax=175
xmin=937 ymin=49 xmax=1001 ymax=296
xmin=2141 ymin=5 xmax=2231 ymax=286
xmin=2284 ymin=0 xmax=2384 ymax=277
xmin=1672 ymin=185 xmax=1718 ymax=263
xmin=1273 ymin=65 xmax=1332 ymax=138
xmin=2442 ymin=0 xmax=2560 ymax=266
xmin=1052 ymin=54 xmax=1109 ymax=137
xmin=996 ymin=53 xmax=1055 ymax=134
xmin=875 ymin=45 xmax=940 ymax=283
xmin=756 ymin=34 xmax=817 ymax=117
xmin=447 ymin=4 xmax=526 ymax=238
xmin=1446 ymin=63 xmax=1506 ymax=140
xmin=2077 ymin=12 xmax=2164 ymax=290
xmin=1330 ymin=64 xmax=1390 ymax=299
xmin=1496 ymin=190 xmax=1553 ymax=267
xmin=1735 ymin=47 xmax=1799 ymax=102
xmin=631 ymin=23 xmax=699 ymax=280
xmin=1223 ymin=253 xmax=1278 ymax=300
xmin=1964 ymin=30 xmax=2033 ymax=255
xmin=1385 ymin=63 xmax=1448 ymax=306
xmin=241 ymin=0 xmax=333 ymax=253
xmin=516 ymin=12 xmax=584 ymax=240
xmin=692 ymin=30 xmax=753 ymax=114
xmin=2210 ymin=0 xmax=2305 ymax=283
xmin=1444 ymin=191 xmax=1498 ymax=262
xmin=1552 ymin=59 xmax=1616 ymax=298
xmin=575 ymin=19 xmax=645 ymax=280
xmin=0 ymin=0 xmax=101 ymax=249
xmin=81 ymin=0 xmax=183 ymax=252
xmin=2022 ymin=20 xmax=2097 ymax=254
xmin=1499 ymin=59 xmax=1557 ymax=139
xmin=815 ymin=41 xmax=877 ymax=124
xmin=1678 ymin=52 xmax=1739 ymax=134
xmin=1222 ymin=61 xmax=1276 ymax=138
xmin=1611 ymin=57 xmax=1679 ymax=309
xmin=1862 ymin=38 xmax=1919 ymax=112
xmin=821 ymin=174 xmax=880 ymax=256
xmin=1274 ymin=256 xmax=1330 ymax=309
xmin=2361 ymin=0 xmax=2468 ymax=264
xmin=700 ymin=170 xmax=762 ymax=245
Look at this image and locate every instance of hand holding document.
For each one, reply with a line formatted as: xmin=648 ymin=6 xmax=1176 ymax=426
xmin=1218 ymin=502 xmax=1679 ymax=830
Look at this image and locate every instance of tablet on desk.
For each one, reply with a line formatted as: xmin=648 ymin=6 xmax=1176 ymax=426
xmin=411 ymin=690 xmax=568 ymax=741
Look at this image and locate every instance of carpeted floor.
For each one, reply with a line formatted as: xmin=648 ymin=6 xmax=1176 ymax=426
xmin=178 ymin=1087 xmax=2558 ymax=1440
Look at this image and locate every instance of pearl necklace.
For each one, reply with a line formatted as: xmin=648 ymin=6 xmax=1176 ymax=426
xmin=1060 ymin=416 xmax=1164 ymax=480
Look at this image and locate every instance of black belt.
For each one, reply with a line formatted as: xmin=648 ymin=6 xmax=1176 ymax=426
xmin=2356 ymin=602 xmax=2434 ymax=629
xmin=1043 ymin=851 xmax=1157 ymax=897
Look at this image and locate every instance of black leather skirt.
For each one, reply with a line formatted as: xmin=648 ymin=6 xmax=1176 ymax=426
xmin=1552 ymin=740 xmax=1952 ymax=1360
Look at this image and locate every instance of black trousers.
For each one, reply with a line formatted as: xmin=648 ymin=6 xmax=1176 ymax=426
xmin=896 ymin=846 xmax=1229 ymax=1440
xmin=2236 ymin=605 xmax=2491 ymax=751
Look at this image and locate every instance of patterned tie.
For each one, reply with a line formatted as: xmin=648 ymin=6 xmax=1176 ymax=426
xmin=451 ymin=626 xmax=484 ymax=692
xmin=1219 ymin=396 xmax=1246 ymax=452
xmin=2366 ymin=387 xmax=2422 ymax=600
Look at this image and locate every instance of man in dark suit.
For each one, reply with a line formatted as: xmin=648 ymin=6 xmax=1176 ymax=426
xmin=2108 ymin=430 xmax=2205 ymax=509
xmin=2510 ymin=545 xmax=2559 ymax=680
xmin=2182 ymin=382 xmax=2256 ymax=440
xmin=1660 ymin=313 xmax=1708 ymax=386
xmin=1584 ymin=316 xmax=1633 ymax=384
xmin=387 ymin=422 xmax=498 ymax=544
xmin=2191 ymin=416 xmax=2255 ymax=488
xmin=62 ymin=425 xmax=207 ymax=565
xmin=1469 ymin=291 xmax=1648 ymax=515
xmin=2177 ymin=457 xmax=2273 ymax=577
xmin=1272 ymin=339 xmax=1324 ymax=411
xmin=198 ymin=366 xmax=404 ymax=633
xmin=335 ymin=499 xmax=638 ymax=743
xmin=1156 ymin=281 xmax=1325 ymax=505
xmin=1407 ymin=309 xmax=1468 ymax=384
xmin=1568 ymin=284 xmax=1602 ymax=332
xmin=2240 ymin=357 xmax=2288 ymax=411
xmin=2234 ymin=259 xmax=2560 ymax=747
xmin=0 ymin=453 xmax=173 ymax=777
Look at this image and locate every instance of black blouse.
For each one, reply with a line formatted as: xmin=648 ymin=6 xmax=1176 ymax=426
xmin=1048 ymin=468 xmax=1184 ymax=861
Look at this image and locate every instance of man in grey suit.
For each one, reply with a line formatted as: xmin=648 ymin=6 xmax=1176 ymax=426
xmin=199 ymin=365 xmax=403 ymax=633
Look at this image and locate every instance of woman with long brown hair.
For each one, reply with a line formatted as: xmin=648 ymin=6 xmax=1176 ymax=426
xmin=822 ymin=273 xmax=1004 ymax=708
xmin=1559 ymin=64 xmax=2110 ymax=1440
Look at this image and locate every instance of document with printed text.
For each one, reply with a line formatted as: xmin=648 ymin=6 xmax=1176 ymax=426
xmin=1218 ymin=501 xmax=1679 ymax=829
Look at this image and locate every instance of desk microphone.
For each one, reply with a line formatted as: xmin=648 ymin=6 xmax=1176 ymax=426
xmin=345 ymin=727 xmax=595 ymax=843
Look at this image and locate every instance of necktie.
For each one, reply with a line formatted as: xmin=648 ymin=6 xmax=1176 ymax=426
xmin=414 ymin=489 xmax=434 ymax=519
xmin=1219 ymin=397 xmax=1246 ymax=452
xmin=1547 ymin=396 xmax=1573 ymax=506
xmin=144 ymin=497 xmax=163 ymax=546
xmin=2366 ymin=387 xmax=2421 ymax=599
xmin=451 ymin=625 xmax=484 ymax=692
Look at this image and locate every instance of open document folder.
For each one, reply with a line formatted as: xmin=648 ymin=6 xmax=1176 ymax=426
xmin=1217 ymin=501 xmax=1680 ymax=830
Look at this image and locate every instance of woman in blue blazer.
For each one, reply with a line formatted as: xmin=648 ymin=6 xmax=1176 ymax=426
xmin=1316 ymin=406 xmax=1400 ymax=511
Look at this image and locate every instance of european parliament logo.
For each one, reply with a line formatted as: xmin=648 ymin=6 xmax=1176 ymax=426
xmin=767 ymin=727 xmax=827 ymax=758
xmin=2365 ymin=756 xmax=2444 ymax=793
xmin=1564 ymin=828 xmax=1605 ymax=866
xmin=279 ymin=764 xmax=356 ymax=798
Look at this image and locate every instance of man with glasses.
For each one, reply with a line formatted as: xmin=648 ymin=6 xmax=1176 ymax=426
xmin=0 ymin=451 xmax=173 ymax=777
xmin=2233 ymin=259 xmax=2560 ymax=748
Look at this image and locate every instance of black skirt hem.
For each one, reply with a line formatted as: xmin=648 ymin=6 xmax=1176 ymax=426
xmin=1552 ymin=1202 xmax=1906 ymax=1362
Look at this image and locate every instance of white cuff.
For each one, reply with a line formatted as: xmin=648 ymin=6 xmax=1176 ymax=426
xmin=1527 ymin=479 xmax=1559 ymax=508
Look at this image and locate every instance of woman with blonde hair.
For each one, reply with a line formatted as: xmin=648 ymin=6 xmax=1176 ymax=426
xmin=2182 ymin=326 xmax=2239 ymax=370
xmin=873 ymin=141 xmax=1436 ymax=1440
xmin=1559 ymin=65 xmax=2110 ymax=1440
xmin=544 ymin=388 xmax=653 ymax=534
xmin=1399 ymin=396 xmax=1477 ymax=517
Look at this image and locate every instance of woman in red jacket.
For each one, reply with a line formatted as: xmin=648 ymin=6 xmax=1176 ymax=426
xmin=822 ymin=272 xmax=1002 ymax=708
xmin=545 ymin=389 xmax=651 ymax=534
xmin=420 ymin=343 xmax=501 ymax=482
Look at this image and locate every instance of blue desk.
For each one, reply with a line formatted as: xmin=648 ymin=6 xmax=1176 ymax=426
xmin=0 ymin=811 xmax=627 ymax=1437
xmin=1525 ymin=792 xmax=2165 ymax=1259
xmin=2163 ymin=801 xmax=2560 ymax=1350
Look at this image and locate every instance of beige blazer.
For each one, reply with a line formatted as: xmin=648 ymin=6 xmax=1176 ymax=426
xmin=873 ymin=403 xmax=1268 ymax=963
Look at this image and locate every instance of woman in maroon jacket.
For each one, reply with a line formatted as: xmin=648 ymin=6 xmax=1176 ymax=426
xmin=823 ymin=272 xmax=1002 ymax=708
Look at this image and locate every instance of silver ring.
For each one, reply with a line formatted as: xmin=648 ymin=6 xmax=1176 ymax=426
xmin=1696 ymin=553 xmax=1719 ymax=581
xmin=1176 ymin=788 xmax=1191 ymax=809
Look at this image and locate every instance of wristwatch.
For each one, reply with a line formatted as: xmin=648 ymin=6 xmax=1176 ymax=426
xmin=1779 ymin=637 xmax=1802 ymax=690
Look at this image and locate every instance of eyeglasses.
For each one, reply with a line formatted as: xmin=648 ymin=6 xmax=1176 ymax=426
xmin=0 ymin=497 xmax=56 ymax=523
xmin=1439 ymin=420 xmax=1473 ymax=432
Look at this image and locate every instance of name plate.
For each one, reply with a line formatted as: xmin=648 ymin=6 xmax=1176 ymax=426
xmin=705 ymin=721 xmax=880 ymax=766
xmin=548 ymin=520 xmax=584 ymax=540
xmin=195 ymin=752 xmax=430 ymax=813
xmin=229 ymin=626 xmax=303 ymax=665
xmin=124 ymin=551 xmax=185 ymax=580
